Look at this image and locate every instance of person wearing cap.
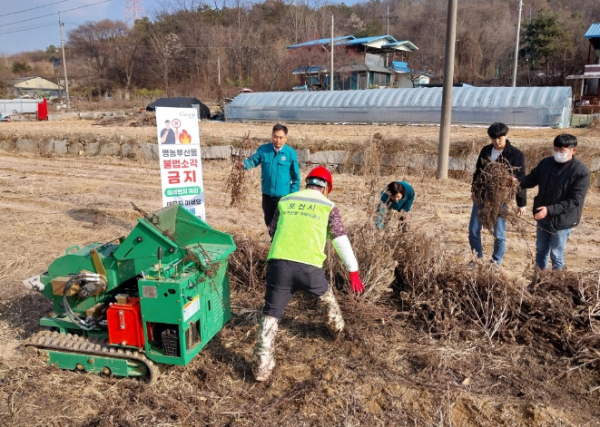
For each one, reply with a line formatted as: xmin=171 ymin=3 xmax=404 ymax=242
xmin=375 ymin=181 xmax=415 ymax=230
xmin=252 ymin=166 xmax=365 ymax=382
xmin=237 ymin=124 xmax=300 ymax=227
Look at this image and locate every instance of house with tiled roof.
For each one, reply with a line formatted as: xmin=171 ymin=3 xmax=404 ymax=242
xmin=11 ymin=76 xmax=64 ymax=99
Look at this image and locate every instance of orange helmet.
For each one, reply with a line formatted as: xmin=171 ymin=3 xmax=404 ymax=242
xmin=306 ymin=166 xmax=333 ymax=192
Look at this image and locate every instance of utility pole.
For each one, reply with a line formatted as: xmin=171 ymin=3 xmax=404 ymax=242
xmin=58 ymin=13 xmax=70 ymax=109
xmin=386 ymin=5 xmax=390 ymax=35
xmin=436 ymin=0 xmax=458 ymax=180
xmin=330 ymin=15 xmax=334 ymax=91
xmin=217 ymin=57 xmax=221 ymax=86
xmin=511 ymin=0 xmax=523 ymax=87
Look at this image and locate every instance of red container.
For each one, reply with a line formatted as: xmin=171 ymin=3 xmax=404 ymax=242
xmin=106 ymin=297 xmax=145 ymax=348
xmin=37 ymin=98 xmax=48 ymax=121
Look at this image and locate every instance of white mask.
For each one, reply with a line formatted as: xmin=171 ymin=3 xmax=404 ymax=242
xmin=553 ymin=151 xmax=570 ymax=163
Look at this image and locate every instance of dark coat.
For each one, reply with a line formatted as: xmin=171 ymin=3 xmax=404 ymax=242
xmin=519 ymin=156 xmax=590 ymax=230
xmin=471 ymin=140 xmax=527 ymax=208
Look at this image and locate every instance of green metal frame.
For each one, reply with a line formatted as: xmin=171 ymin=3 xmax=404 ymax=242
xmin=33 ymin=204 xmax=236 ymax=375
xmin=46 ymin=349 xmax=147 ymax=378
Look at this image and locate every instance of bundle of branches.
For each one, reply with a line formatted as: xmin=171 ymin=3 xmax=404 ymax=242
xmin=325 ymin=223 xmax=402 ymax=302
xmin=224 ymin=132 xmax=253 ymax=207
xmin=472 ymin=158 xmax=519 ymax=232
xmin=390 ymin=229 xmax=512 ymax=341
xmin=227 ymin=233 xmax=269 ymax=292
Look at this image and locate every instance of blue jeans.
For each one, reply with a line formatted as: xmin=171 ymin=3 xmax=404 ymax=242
xmin=535 ymin=225 xmax=571 ymax=270
xmin=468 ymin=204 xmax=506 ymax=265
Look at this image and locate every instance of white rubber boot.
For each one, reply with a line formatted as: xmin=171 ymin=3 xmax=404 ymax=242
xmin=252 ymin=314 xmax=278 ymax=382
xmin=318 ymin=288 xmax=345 ymax=339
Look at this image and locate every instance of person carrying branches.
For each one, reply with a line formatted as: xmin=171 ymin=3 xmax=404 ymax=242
xmin=236 ymin=124 xmax=300 ymax=227
xmin=469 ymin=122 xmax=526 ymax=267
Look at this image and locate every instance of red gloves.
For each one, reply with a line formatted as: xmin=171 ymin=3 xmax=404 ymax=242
xmin=349 ymin=271 xmax=365 ymax=294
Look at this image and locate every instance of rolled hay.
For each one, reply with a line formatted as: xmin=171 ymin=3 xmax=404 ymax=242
xmin=472 ymin=158 xmax=519 ymax=232
xmin=224 ymin=132 xmax=253 ymax=207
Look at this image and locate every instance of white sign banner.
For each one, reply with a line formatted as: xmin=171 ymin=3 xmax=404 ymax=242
xmin=156 ymin=107 xmax=206 ymax=220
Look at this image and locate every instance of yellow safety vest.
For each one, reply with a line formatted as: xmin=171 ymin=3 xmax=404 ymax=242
xmin=268 ymin=189 xmax=334 ymax=267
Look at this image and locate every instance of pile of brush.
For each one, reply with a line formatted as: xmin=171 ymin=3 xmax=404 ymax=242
xmin=472 ymin=158 xmax=520 ymax=232
xmin=129 ymin=113 xmax=157 ymax=127
xmin=229 ymin=220 xmax=600 ymax=360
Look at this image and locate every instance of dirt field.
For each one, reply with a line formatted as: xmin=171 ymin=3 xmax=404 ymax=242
xmin=1 ymin=121 xmax=600 ymax=426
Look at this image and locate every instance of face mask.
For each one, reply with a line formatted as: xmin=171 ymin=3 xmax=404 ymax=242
xmin=553 ymin=151 xmax=571 ymax=163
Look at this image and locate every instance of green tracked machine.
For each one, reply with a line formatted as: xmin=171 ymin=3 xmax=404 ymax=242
xmin=22 ymin=205 xmax=236 ymax=383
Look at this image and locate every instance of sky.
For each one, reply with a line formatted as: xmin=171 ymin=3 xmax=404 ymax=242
xmin=0 ymin=0 xmax=196 ymax=55
xmin=0 ymin=0 xmax=361 ymax=56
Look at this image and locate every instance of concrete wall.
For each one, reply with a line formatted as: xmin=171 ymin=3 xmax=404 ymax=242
xmin=1 ymin=138 xmax=599 ymax=185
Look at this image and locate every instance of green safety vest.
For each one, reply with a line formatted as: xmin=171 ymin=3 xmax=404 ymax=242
xmin=268 ymin=189 xmax=334 ymax=267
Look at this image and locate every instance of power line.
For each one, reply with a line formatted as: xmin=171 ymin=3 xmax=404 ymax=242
xmin=0 ymin=23 xmax=58 ymax=36
xmin=0 ymin=0 xmax=72 ymax=18
xmin=0 ymin=0 xmax=115 ymax=28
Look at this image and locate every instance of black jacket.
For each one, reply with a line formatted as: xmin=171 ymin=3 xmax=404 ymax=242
xmin=472 ymin=140 xmax=527 ymax=207
xmin=520 ymin=156 xmax=590 ymax=230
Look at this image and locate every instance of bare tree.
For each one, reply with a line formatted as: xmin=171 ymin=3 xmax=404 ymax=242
xmin=148 ymin=30 xmax=183 ymax=95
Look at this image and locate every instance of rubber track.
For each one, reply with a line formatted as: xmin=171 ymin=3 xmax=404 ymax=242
xmin=23 ymin=330 xmax=161 ymax=384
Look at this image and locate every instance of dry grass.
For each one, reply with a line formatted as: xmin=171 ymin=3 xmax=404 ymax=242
xmin=587 ymin=117 xmax=600 ymax=130
xmin=129 ymin=113 xmax=157 ymax=127
xmin=1 ymin=148 xmax=600 ymax=426
xmin=92 ymin=115 xmax=130 ymax=126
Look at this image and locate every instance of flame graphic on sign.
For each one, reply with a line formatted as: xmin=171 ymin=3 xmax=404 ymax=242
xmin=179 ymin=129 xmax=192 ymax=144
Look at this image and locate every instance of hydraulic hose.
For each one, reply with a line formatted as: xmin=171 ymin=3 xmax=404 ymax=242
xmin=62 ymin=273 xmax=106 ymax=331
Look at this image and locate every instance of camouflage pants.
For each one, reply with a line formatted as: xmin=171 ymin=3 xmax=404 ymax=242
xmin=318 ymin=288 xmax=345 ymax=337
xmin=252 ymin=314 xmax=278 ymax=382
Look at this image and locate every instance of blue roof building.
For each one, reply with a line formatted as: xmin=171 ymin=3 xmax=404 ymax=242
xmin=287 ymin=34 xmax=428 ymax=91
xmin=287 ymin=34 xmax=417 ymax=53
xmin=566 ymin=23 xmax=600 ymax=112
xmin=584 ymin=23 xmax=600 ymax=39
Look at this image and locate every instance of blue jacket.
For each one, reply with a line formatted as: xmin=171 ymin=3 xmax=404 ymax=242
xmin=375 ymin=181 xmax=415 ymax=228
xmin=244 ymin=143 xmax=300 ymax=197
